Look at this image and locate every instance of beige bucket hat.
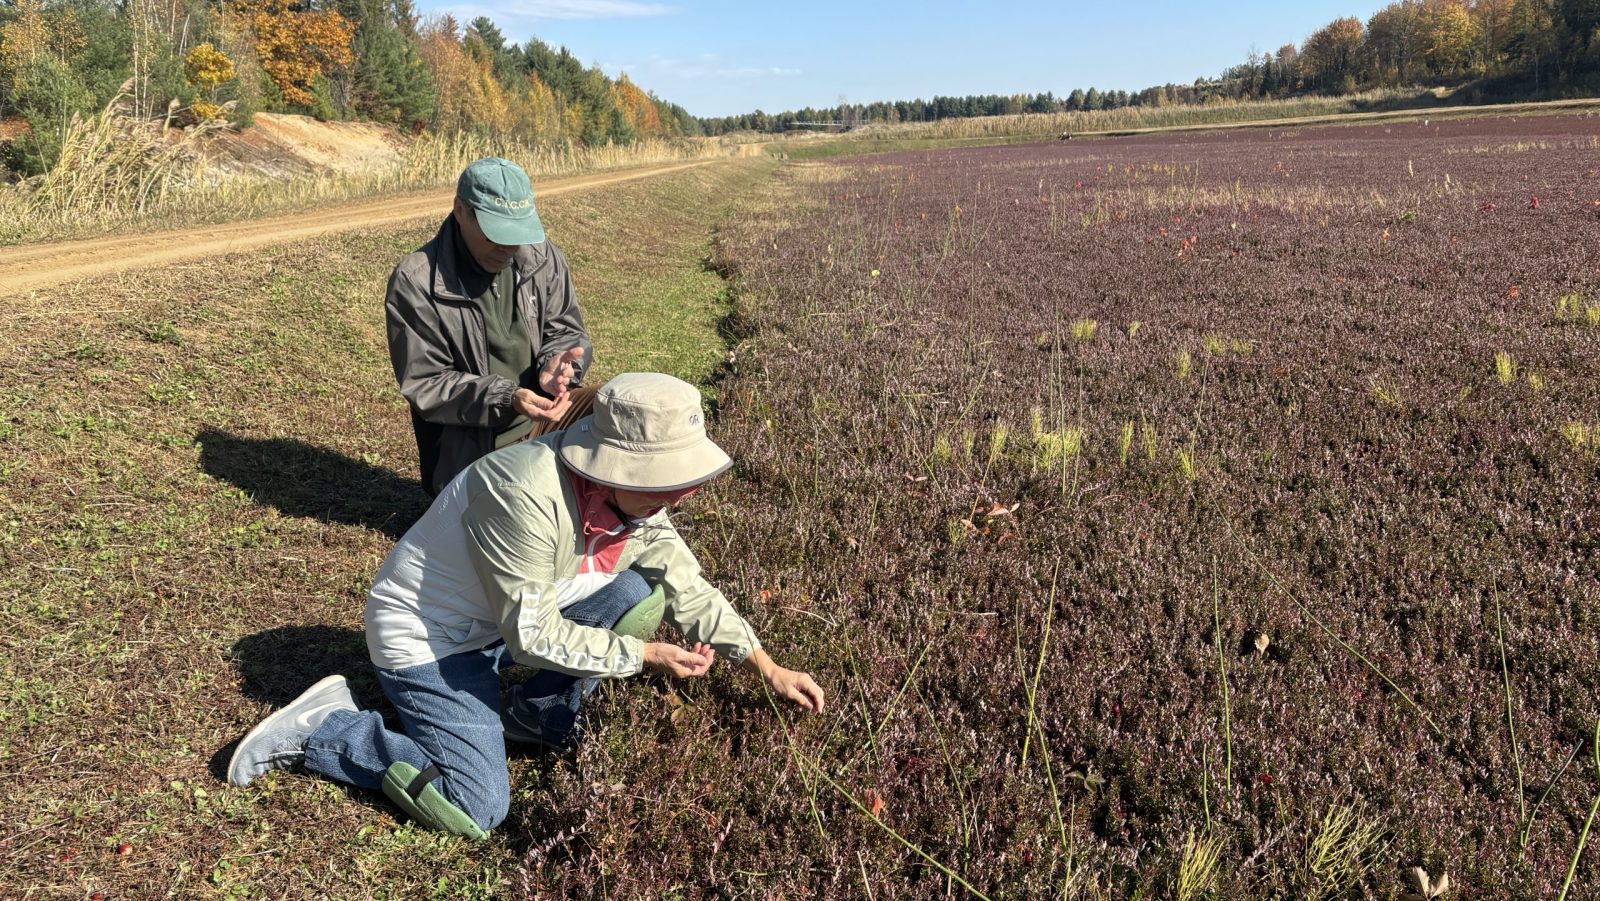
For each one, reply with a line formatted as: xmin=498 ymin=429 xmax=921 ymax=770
xmin=558 ymin=373 xmax=732 ymax=492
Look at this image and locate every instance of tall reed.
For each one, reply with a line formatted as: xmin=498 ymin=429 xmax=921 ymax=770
xmin=1 ymin=94 xmax=732 ymax=244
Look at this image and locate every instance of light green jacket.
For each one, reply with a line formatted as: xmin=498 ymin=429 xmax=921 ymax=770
xmin=364 ymin=433 xmax=760 ymax=678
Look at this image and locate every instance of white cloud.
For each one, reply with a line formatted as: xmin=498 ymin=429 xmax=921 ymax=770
xmin=444 ymin=1 xmax=673 ymax=21
xmin=625 ymin=53 xmax=803 ymax=80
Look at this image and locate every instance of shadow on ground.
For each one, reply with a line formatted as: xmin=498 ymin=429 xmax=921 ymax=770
xmin=228 ymin=624 xmax=374 ymax=707
xmin=196 ymin=428 xmax=427 ymax=540
xmin=211 ymin=624 xmax=378 ymax=782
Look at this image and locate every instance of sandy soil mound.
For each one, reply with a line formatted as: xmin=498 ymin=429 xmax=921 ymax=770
xmin=205 ymin=112 xmax=406 ymax=180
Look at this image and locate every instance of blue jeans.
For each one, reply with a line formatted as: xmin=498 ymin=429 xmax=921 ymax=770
xmin=303 ymin=570 xmax=651 ymax=831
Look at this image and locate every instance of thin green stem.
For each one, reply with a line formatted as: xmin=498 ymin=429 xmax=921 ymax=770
xmin=846 ymin=651 xmax=881 ymax=763
xmin=1212 ymin=555 xmax=1234 ymax=794
xmin=840 ymin=639 xmax=932 ymax=777
xmin=858 ymin=852 xmax=876 ymax=901
xmin=1030 ymin=716 xmax=1073 ymax=898
xmin=1555 ymin=720 xmax=1600 ymax=901
xmin=805 ymin=758 xmax=995 ymax=901
xmin=1022 ymin=562 xmax=1060 ymax=764
xmin=1496 ymin=592 xmax=1527 ymax=830
xmin=747 ymin=623 xmax=828 ymax=842
xmin=914 ymin=682 xmax=974 ymax=848
xmin=1223 ymin=522 xmax=1445 ymax=740
xmin=1524 ymin=739 xmax=1584 ymax=852
xmin=757 ymin=679 xmax=992 ymax=901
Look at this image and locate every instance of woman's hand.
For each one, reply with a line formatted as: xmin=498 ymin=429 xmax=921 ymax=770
xmin=644 ymin=641 xmax=715 ymax=678
xmin=740 ymin=649 xmax=825 ymax=713
xmin=764 ymin=666 xmax=826 ymax=713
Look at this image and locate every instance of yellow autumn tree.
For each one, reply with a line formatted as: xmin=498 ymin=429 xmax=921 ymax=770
xmin=561 ymin=101 xmax=583 ymax=142
xmin=417 ymin=15 xmax=480 ymax=132
xmin=610 ymin=74 xmax=663 ymax=139
xmin=185 ymin=42 xmax=237 ymax=120
xmin=1419 ymin=0 xmax=1482 ymax=72
xmin=0 ymin=0 xmax=82 ymax=72
xmin=462 ymin=31 xmax=511 ymax=134
xmin=0 ymin=0 xmax=49 ymax=76
xmin=525 ymin=72 xmax=563 ymax=145
xmin=1366 ymin=2 xmax=1424 ymax=81
xmin=1299 ymin=16 xmax=1366 ymax=89
xmin=245 ymin=0 xmax=354 ymax=109
xmin=1472 ymin=0 xmax=1517 ymax=71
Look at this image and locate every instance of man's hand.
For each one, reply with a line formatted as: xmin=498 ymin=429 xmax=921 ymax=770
xmin=512 ymin=386 xmax=571 ymax=424
xmin=538 ymin=347 xmax=585 ymax=398
xmin=643 ymin=641 xmax=715 ymax=679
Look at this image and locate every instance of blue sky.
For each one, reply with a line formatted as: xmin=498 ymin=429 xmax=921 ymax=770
xmin=415 ymin=1 xmax=1392 ymax=118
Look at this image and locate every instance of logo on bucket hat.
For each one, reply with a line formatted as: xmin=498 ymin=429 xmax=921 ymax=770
xmin=558 ymin=373 xmax=732 ymax=492
xmin=457 ymin=157 xmax=545 ymax=246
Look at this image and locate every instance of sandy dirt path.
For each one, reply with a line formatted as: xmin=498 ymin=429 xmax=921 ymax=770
xmin=0 ymin=159 xmax=719 ymax=297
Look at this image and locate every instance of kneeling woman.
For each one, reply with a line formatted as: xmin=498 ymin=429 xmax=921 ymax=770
xmin=227 ymin=373 xmax=825 ymax=837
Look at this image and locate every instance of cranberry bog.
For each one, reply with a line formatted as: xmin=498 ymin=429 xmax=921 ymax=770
xmin=597 ymin=116 xmax=1600 ymax=898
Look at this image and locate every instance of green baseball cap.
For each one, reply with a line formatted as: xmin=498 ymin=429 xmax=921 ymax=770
xmin=456 ymin=157 xmax=545 ymax=245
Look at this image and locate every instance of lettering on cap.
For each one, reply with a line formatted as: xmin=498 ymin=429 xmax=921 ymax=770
xmin=493 ymin=197 xmax=531 ymax=209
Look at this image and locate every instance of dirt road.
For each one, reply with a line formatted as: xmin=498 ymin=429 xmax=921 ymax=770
xmin=0 ymin=159 xmax=719 ymax=297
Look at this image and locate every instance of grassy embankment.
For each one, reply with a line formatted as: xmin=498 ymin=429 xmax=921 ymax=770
xmin=0 ymin=157 xmax=775 ymax=898
xmin=0 ymin=113 xmax=735 ymax=246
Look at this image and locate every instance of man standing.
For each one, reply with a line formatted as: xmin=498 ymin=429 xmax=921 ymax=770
xmin=387 ymin=157 xmax=596 ymax=496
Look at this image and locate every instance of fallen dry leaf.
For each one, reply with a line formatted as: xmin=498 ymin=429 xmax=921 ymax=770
xmin=1403 ymin=866 xmax=1451 ymax=899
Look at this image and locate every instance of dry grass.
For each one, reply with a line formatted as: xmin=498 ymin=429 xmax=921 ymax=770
xmin=0 ymin=100 xmax=732 ymax=245
xmin=0 ymin=158 xmax=774 ymax=898
xmin=25 ymin=94 xmax=231 ymax=223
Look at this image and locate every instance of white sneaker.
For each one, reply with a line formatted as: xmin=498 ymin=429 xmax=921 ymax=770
xmin=227 ymin=675 xmax=357 ymax=787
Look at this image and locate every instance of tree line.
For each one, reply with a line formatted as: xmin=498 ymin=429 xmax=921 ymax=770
xmin=0 ymin=0 xmax=700 ymax=175
xmin=700 ymin=0 xmax=1600 ymax=134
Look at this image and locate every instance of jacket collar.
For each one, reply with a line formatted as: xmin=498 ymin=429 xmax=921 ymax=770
xmin=429 ymin=215 xmax=551 ymax=304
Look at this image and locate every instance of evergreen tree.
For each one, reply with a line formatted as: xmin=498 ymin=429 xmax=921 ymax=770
xmin=604 ymin=103 xmax=633 ymax=142
xmin=467 ymin=16 xmax=520 ymax=88
xmin=1561 ymin=0 xmax=1600 ymax=46
xmin=339 ymin=0 xmax=432 ymax=126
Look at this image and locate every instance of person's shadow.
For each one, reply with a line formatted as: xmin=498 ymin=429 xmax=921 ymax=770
xmin=209 ymin=624 xmax=380 ymax=782
xmin=195 ymin=428 xmax=427 ymax=540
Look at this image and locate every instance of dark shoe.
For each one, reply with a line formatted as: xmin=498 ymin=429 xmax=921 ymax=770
xmin=501 ymin=701 xmax=578 ymax=752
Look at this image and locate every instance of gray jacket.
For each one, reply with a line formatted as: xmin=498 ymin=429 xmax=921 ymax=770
xmin=385 ymin=216 xmax=592 ymax=495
